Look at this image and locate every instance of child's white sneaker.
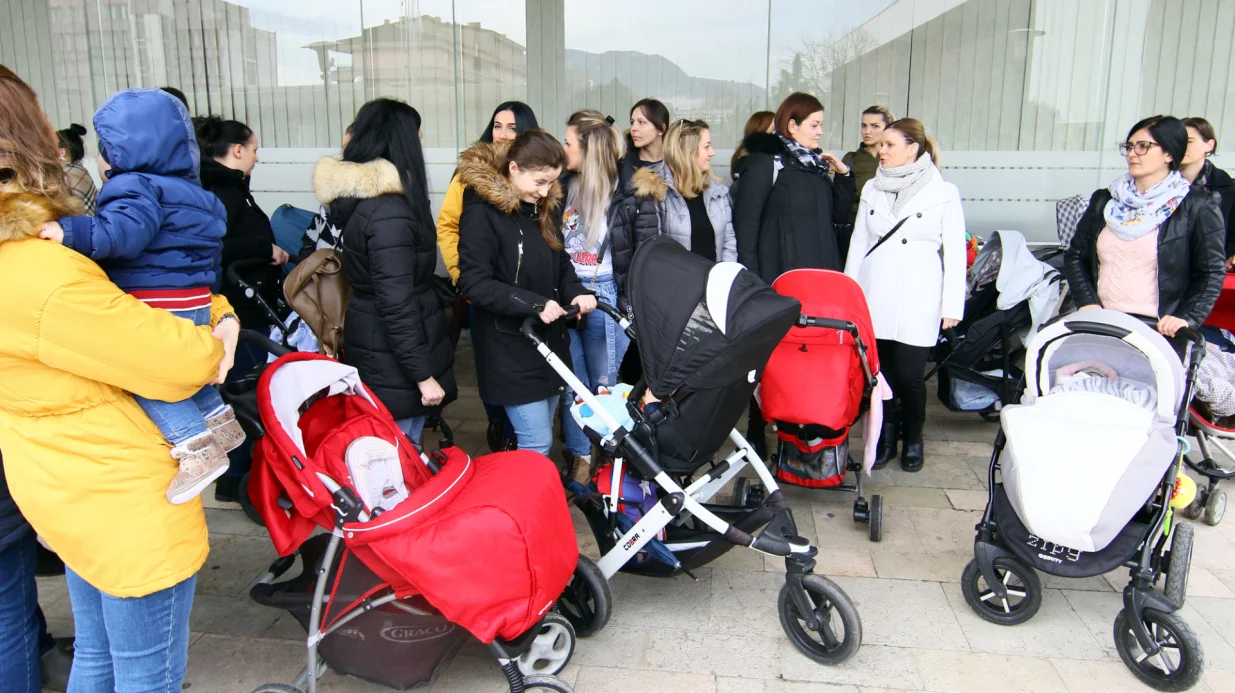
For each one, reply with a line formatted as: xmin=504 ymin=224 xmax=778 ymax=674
xmin=345 ymin=436 xmax=409 ymax=513
xmin=166 ymin=431 xmax=230 ymax=504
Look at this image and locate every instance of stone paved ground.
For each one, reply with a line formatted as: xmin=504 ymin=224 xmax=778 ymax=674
xmin=36 ymin=337 xmax=1235 ymax=692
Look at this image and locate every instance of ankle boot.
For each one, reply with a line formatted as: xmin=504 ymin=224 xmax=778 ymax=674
xmin=900 ymin=421 xmax=924 ymax=473
xmin=872 ymin=403 xmax=899 ymax=469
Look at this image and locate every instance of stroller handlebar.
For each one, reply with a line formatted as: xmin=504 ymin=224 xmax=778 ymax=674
xmin=520 ymin=305 xmax=582 ymax=345
xmin=238 ymin=329 xmax=292 ymax=358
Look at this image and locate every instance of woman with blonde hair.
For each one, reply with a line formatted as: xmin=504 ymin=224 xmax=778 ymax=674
xmin=658 ymin=118 xmax=736 ymax=262
xmin=0 ymin=64 xmax=238 ymax=691
xmin=558 ymin=109 xmax=664 ymax=482
xmin=845 ymin=117 xmax=965 ymax=473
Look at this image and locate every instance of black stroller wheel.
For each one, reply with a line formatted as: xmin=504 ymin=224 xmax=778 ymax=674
xmin=778 ymin=574 xmax=862 ymax=665
xmin=516 ymin=613 xmax=575 ymax=678
xmin=238 ymin=473 xmax=265 ymax=527
xmin=521 ymin=675 xmax=575 ymax=692
xmin=1205 ymin=489 xmax=1227 ymax=526
xmin=868 ymin=495 xmax=883 ymax=543
xmin=961 ymin=557 xmax=1041 ymax=625
xmin=1164 ymin=522 xmax=1194 ymax=609
xmin=554 ymin=555 xmax=612 ymax=637
xmin=979 ymin=409 xmax=1002 ymax=423
xmin=250 ymin=685 xmax=304 ymax=693
xmin=1113 ymin=608 xmax=1204 ymax=692
xmin=1182 ymin=487 xmax=1207 ymax=521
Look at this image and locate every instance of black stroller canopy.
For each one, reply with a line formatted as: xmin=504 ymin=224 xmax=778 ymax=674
xmin=628 ymin=237 xmax=801 ymax=398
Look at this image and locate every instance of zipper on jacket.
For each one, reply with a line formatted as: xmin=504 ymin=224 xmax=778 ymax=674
xmin=514 ymin=219 xmax=526 ymax=283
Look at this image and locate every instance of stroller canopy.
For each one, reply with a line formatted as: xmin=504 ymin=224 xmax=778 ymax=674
xmin=628 ymin=237 xmax=801 ymax=398
xmin=1001 ymin=310 xmax=1184 ymax=553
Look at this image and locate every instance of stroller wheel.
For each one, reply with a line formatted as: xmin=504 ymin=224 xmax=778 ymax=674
xmin=238 ymin=473 xmax=265 ymax=527
xmin=250 ymin=685 xmax=304 ymax=693
xmin=521 ymin=674 xmax=575 ymax=692
xmin=961 ymin=557 xmax=1041 ymax=625
xmin=868 ymin=495 xmax=883 ymax=543
xmin=516 ymin=613 xmax=575 ymax=678
xmin=1205 ymin=489 xmax=1227 ymax=526
xmin=1164 ymin=522 xmax=1194 ymax=609
xmin=778 ymin=574 xmax=862 ymax=665
xmin=1113 ymin=608 xmax=1204 ymax=692
xmin=554 ymin=555 xmax=612 ymax=637
xmin=1182 ymin=487 xmax=1208 ymax=521
xmin=979 ymin=409 xmax=1001 ymax=423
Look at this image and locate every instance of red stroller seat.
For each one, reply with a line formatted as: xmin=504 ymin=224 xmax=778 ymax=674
xmin=248 ymin=353 xmax=578 ymax=644
xmin=761 ymin=269 xmax=885 ymax=541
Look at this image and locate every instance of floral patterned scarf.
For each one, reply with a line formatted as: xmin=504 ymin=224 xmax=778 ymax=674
xmin=1103 ymin=171 xmax=1191 ymax=241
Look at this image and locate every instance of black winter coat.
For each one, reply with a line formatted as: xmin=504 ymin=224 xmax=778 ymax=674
xmin=1200 ymin=163 xmax=1235 ymax=256
xmin=312 ymin=156 xmax=457 ymax=420
xmin=1065 ymin=186 xmax=1226 ymax=328
xmin=731 ymin=132 xmax=857 ymax=283
xmin=561 ymin=159 xmax=666 ymax=312
xmin=199 ymin=157 xmax=282 ymax=327
xmin=0 ymin=451 xmax=32 ymax=554
xmin=456 ymin=142 xmax=589 ymax=406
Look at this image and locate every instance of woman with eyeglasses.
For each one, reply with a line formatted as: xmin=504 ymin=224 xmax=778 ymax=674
xmin=1179 ymin=117 xmax=1234 ymax=267
xmin=1065 ymin=115 xmax=1225 ymax=338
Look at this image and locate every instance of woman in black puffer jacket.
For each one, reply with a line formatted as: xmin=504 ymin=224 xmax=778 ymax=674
xmin=311 ymin=99 xmax=456 ymax=442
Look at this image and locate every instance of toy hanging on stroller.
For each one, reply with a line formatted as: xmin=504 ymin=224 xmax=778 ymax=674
xmin=963 ymin=310 xmax=1206 ymax=691
xmin=244 ymin=353 xmax=585 ymax=693
xmin=759 ymin=269 xmax=884 ymax=542
xmin=527 ymin=237 xmax=864 ymax=665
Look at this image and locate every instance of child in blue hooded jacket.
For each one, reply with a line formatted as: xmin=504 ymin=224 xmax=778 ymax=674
xmin=40 ymin=88 xmax=244 ymax=505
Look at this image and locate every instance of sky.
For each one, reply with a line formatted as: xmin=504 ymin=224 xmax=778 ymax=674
xmin=233 ymin=0 xmax=898 ymax=87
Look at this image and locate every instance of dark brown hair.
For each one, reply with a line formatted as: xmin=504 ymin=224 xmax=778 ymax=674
xmin=1183 ymin=116 xmax=1218 ymax=155
xmin=773 ymin=92 xmax=824 ymax=139
xmin=630 ymin=98 xmax=670 ymax=137
xmin=731 ymin=111 xmax=775 ymax=172
xmin=505 ymin=129 xmax=567 ymax=250
xmin=887 ymin=118 xmax=941 ymax=168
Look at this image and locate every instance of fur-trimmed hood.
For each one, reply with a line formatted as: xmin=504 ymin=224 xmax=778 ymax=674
xmin=456 ymin=141 xmax=563 ymax=240
xmin=740 ymin=131 xmax=790 ymax=157
xmin=312 ymin=156 xmax=404 ymax=206
xmin=0 ymin=192 xmax=81 ymax=245
xmin=630 ymin=167 xmax=669 ymax=202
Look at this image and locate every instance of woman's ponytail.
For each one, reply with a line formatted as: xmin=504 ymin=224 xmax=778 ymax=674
xmin=887 ymin=118 xmax=941 ymax=169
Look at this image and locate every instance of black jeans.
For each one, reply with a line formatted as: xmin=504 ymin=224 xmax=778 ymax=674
xmin=877 ymin=339 xmax=931 ymax=432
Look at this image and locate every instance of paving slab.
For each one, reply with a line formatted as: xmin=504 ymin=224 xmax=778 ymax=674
xmin=913 ymin=649 xmax=1068 ymax=693
xmin=944 ymin=586 xmax=1107 ymax=660
xmin=832 ymin=576 xmax=970 ymax=652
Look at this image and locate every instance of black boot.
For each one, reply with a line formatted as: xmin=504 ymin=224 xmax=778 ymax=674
xmin=872 ymin=404 xmax=899 ymax=469
xmin=900 ymin=421 xmax=924 ymax=473
xmin=746 ymin=422 xmax=769 ymax=462
xmin=485 ymin=419 xmax=506 ymax=453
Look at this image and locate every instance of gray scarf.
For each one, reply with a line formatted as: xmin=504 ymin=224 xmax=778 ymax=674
xmin=872 ymin=154 xmax=935 ymax=217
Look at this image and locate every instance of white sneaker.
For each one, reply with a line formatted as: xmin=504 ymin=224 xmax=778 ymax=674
xmin=345 ymin=437 xmax=409 ymax=513
xmin=167 ymin=431 xmax=230 ymax=504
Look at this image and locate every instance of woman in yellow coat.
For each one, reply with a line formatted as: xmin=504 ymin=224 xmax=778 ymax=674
xmin=0 ymin=66 xmax=237 ymax=692
xmin=437 ymin=101 xmax=539 ymax=452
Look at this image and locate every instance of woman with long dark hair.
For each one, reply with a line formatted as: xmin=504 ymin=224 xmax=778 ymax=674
xmin=56 ymin=123 xmax=97 ymax=213
xmin=457 ymin=130 xmax=595 ymax=455
xmin=437 ymin=101 xmax=539 ymax=452
xmin=313 ymin=99 xmax=456 ymax=444
xmin=628 ymin=98 xmax=670 ymax=170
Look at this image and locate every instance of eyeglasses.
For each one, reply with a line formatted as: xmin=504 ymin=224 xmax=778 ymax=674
xmin=1119 ymin=141 xmax=1162 ymax=156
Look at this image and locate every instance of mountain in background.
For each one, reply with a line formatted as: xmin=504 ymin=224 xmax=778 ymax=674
xmin=565 ymin=49 xmax=764 ymax=106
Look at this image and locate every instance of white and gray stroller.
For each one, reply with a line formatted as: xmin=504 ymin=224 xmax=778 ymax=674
xmin=964 ymin=310 xmax=1206 ymax=691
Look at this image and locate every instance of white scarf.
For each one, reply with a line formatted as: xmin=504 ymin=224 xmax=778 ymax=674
xmin=872 ymin=154 xmax=935 ymax=217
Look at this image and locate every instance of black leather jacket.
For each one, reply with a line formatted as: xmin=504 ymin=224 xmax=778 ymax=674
xmin=1064 ymin=186 xmax=1226 ymax=327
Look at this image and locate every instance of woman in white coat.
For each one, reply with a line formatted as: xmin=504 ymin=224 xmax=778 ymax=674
xmin=845 ymin=118 xmax=966 ymax=472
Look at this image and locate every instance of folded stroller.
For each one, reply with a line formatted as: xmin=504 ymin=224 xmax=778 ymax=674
xmin=1185 ymin=402 xmax=1234 ymax=526
xmin=245 ymin=353 xmax=585 ymax=693
xmin=964 ymin=310 xmax=1205 ymax=691
xmin=527 ymin=237 xmax=864 ymax=665
xmin=929 ymin=231 xmax=1067 ymax=419
xmin=759 ymin=269 xmax=883 ymax=542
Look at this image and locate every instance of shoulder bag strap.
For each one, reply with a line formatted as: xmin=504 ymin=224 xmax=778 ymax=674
xmin=864 ymin=216 xmax=911 ymax=258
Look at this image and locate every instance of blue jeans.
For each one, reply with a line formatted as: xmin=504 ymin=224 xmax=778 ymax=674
xmin=562 ymin=277 xmax=630 ymax=456
xmin=397 ymin=416 xmax=426 ymax=446
xmin=0 ymin=534 xmax=53 ymax=693
xmin=505 ymin=397 xmax=561 ymax=455
xmin=65 ymin=569 xmax=195 ymax=693
xmin=222 ymin=341 xmax=269 ymax=483
xmin=132 ymin=307 xmax=225 ymax=445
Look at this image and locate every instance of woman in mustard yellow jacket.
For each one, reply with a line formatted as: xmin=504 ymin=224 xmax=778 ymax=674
xmin=0 ymin=66 xmax=237 ymax=692
xmin=438 ymin=101 xmax=538 ymax=452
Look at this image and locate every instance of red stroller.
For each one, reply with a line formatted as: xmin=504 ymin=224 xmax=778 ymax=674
xmin=245 ymin=353 xmax=584 ymax=693
xmin=760 ymin=269 xmax=885 ymax=542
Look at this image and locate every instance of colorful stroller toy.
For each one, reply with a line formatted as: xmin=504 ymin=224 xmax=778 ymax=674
xmin=759 ymin=269 xmax=884 ymax=541
xmin=528 ymin=238 xmax=864 ymax=665
xmin=245 ymin=353 xmax=585 ymax=693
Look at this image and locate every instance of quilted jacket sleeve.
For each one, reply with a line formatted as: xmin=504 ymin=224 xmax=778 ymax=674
xmin=437 ymin=175 xmax=466 ymax=284
xmin=366 ymin=206 xmax=435 ymax=383
xmin=59 ymin=175 xmax=164 ymax=261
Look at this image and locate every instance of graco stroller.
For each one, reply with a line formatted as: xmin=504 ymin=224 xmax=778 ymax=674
xmin=964 ymin=310 xmax=1205 ymax=691
xmin=759 ymin=269 xmax=884 ymax=542
xmin=528 ymin=237 xmax=864 ymax=665
xmin=929 ymin=231 xmax=1067 ymax=420
xmin=245 ymin=353 xmax=585 ymax=693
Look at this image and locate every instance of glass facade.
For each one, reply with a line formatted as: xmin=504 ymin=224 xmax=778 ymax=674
xmin=2 ymin=0 xmax=1232 ymax=237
